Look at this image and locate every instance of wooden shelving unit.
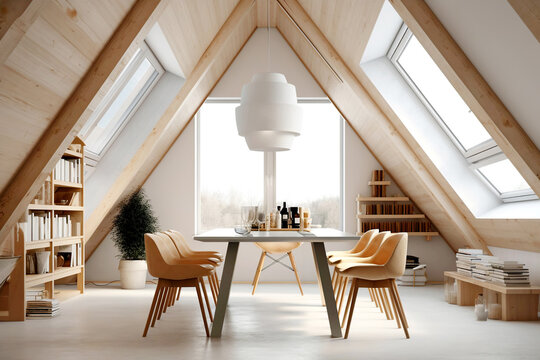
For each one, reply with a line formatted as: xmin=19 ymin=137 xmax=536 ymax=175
xmin=357 ymin=170 xmax=439 ymax=241
xmin=0 ymin=137 xmax=85 ymax=321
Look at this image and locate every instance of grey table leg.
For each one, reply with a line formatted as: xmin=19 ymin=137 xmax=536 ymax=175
xmin=211 ymin=241 xmax=239 ymax=338
xmin=311 ymin=242 xmax=342 ymax=338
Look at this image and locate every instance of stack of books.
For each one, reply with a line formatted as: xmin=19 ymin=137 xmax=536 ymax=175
xmin=398 ymin=255 xmax=427 ymax=286
xmin=471 ymin=255 xmax=499 ymax=281
xmin=26 ymin=299 xmax=60 ymax=318
xmin=25 ymin=289 xmax=45 ymax=301
xmin=490 ymin=261 xmax=530 ymax=287
xmin=455 ymin=249 xmax=484 ymax=276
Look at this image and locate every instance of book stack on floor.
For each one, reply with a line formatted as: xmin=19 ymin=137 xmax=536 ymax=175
xmin=26 ymin=299 xmax=60 ymax=318
xmin=490 ymin=261 xmax=530 ymax=287
xmin=455 ymin=249 xmax=484 ymax=276
xmin=25 ymin=289 xmax=45 ymax=301
xmin=398 ymin=255 xmax=427 ymax=286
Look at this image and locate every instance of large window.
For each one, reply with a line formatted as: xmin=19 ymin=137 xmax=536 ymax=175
xmin=388 ymin=26 xmax=534 ymax=202
xmin=197 ymin=100 xmax=343 ymax=231
xmin=80 ymin=43 xmax=164 ymax=165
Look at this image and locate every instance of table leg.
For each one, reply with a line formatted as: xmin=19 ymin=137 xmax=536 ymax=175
xmin=311 ymin=242 xmax=343 ymax=338
xmin=312 ymin=245 xmax=326 ymax=306
xmin=211 ymin=241 xmax=239 ymax=338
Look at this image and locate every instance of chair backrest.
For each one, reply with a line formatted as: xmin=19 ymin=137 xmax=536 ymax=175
xmin=383 ymin=233 xmax=408 ymax=278
xmin=357 ymin=231 xmax=390 ymax=257
xmin=351 ymin=229 xmax=379 ymax=253
xmin=144 ymin=232 xmax=183 ymax=278
xmin=163 ymin=230 xmax=191 ymax=257
xmin=255 ymin=242 xmax=302 ymax=254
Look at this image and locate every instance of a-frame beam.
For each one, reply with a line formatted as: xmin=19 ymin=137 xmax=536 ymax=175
xmin=508 ymin=0 xmax=540 ymax=43
xmin=85 ymin=0 xmax=258 ymax=260
xmin=275 ymin=0 xmax=489 ymax=253
xmin=390 ymin=0 xmax=540 ymax=197
xmin=0 ymin=0 xmax=165 ymax=241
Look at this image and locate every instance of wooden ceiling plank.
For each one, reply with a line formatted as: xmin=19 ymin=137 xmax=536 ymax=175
xmin=0 ymin=0 xmax=165 ymax=242
xmin=508 ymin=0 xmax=540 ymax=43
xmin=390 ymin=0 xmax=540 ymax=198
xmin=275 ymin=0 xmax=489 ymax=253
xmin=85 ymin=0 xmax=257 ymax=260
xmin=0 ymin=0 xmax=32 ymax=41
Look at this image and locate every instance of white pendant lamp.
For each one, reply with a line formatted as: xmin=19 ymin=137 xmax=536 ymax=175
xmin=236 ymin=72 xmax=302 ymax=151
xmin=235 ymin=0 xmax=302 ymax=152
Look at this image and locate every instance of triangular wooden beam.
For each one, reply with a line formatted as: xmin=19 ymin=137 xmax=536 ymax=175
xmin=0 ymin=0 xmax=166 ymax=242
xmin=85 ymin=0 xmax=258 ymax=260
xmin=275 ymin=0 xmax=489 ymax=253
xmin=390 ymin=0 xmax=540 ymax=197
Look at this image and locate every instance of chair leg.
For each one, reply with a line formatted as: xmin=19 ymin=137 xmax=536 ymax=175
xmin=152 ymin=286 xmax=166 ymax=327
xmin=338 ymin=277 xmax=349 ymax=316
xmin=143 ymin=281 xmax=163 ymax=337
xmin=342 ymin=278 xmax=354 ymax=328
xmin=335 ymin=276 xmax=345 ymax=304
xmin=252 ymin=251 xmax=266 ymax=286
xmin=199 ymin=277 xmax=214 ymax=322
xmin=374 ymin=288 xmax=384 ymax=313
xmin=288 ymin=252 xmax=304 ymax=296
xmin=388 ymin=282 xmax=409 ymax=339
xmin=157 ymin=288 xmax=171 ymax=320
xmin=333 ymin=272 xmax=341 ymax=298
xmin=379 ymin=288 xmax=392 ymax=320
xmin=176 ymin=286 xmax=181 ymax=300
xmin=213 ymin=272 xmax=220 ymax=295
xmin=389 ymin=286 xmax=402 ymax=329
xmin=195 ymin=281 xmax=210 ymax=337
xmin=207 ymin=275 xmax=217 ymax=305
xmin=252 ymin=252 xmax=266 ymax=295
xmin=378 ymin=288 xmax=391 ymax=320
xmin=344 ymin=279 xmax=359 ymax=339
xmin=383 ymin=288 xmax=394 ymax=320
xmin=368 ymin=288 xmax=374 ymax=303
xmin=392 ymin=280 xmax=409 ymax=329
xmin=331 ymin=267 xmax=336 ymax=287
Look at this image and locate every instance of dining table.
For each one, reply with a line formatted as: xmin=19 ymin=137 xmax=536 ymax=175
xmin=193 ymin=228 xmax=360 ymax=338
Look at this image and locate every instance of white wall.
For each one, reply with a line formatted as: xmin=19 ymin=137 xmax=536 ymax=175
xmin=87 ymin=28 xmax=456 ymax=282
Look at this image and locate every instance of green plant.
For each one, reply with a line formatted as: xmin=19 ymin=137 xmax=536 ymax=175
xmin=112 ymin=189 xmax=159 ymax=260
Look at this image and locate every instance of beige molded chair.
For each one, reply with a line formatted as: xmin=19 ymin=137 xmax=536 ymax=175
xmin=331 ymin=231 xmax=391 ymax=318
xmin=164 ymin=230 xmax=221 ymax=305
xmin=337 ymin=233 xmax=409 ymax=339
xmin=251 ymin=242 xmax=303 ymax=295
xmin=142 ymin=233 xmax=214 ymax=337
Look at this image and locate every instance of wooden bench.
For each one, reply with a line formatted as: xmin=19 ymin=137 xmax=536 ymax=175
xmin=444 ymin=271 xmax=540 ymax=321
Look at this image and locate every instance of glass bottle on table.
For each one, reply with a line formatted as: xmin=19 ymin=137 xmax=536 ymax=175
xmin=280 ymin=202 xmax=288 ymax=229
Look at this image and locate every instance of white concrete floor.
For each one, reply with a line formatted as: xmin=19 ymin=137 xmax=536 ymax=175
xmin=1 ymin=284 xmax=539 ymax=360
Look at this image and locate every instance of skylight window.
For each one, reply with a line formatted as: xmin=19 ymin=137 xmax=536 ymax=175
xmin=81 ymin=43 xmax=164 ymax=161
xmin=388 ymin=25 xmax=535 ymax=202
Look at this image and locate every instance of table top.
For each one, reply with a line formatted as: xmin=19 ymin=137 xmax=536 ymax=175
xmin=194 ymin=228 xmax=360 ymax=243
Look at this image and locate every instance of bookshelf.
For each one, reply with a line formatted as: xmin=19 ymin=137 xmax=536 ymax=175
xmin=357 ymin=170 xmax=439 ymax=241
xmin=0 ymin=137 xmax=85 ymax=321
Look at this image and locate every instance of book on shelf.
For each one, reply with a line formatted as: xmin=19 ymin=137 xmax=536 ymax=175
xmin=53 ymin=158 xmax=81 ymax=183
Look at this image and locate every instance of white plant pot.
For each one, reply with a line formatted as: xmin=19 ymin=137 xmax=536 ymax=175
xmin=118 ymin=260 xmax=147 ymax=289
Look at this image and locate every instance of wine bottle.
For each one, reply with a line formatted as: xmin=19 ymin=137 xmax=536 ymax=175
xmin=280 ymin=202 xmax=288 ymax=229
xmin=276 ymin=206 xmax=282 ymax=229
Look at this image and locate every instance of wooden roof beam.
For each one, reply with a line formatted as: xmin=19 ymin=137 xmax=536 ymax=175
xmin=0 ymin=0 xmax=165 ymax=241
xmin=0 ymin=0 xmax=32 ymax=41
xmin=390 ymin=0 xmax=540 ymax=197
xmin=275 ymin=0 xmax=489 ymax=253
xmin=508 ymin=0 xmax=540 ymax=43
xmin=85 ymin=0 xmax=258 ymax=260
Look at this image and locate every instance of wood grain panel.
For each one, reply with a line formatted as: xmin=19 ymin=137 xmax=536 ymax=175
xmin=85 ymin=0 xmax=258 ymax=260
xmin=0 ymin=0 xmax=162 ymax=243
xmin=508 ymin=0 xmax=540 ymax=43
xmin=157 ymin=0 xmax=239 ymax=78
xmin=275 ymin=0 xmax=489 ymax=253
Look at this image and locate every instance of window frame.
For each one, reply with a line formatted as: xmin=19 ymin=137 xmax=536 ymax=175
xmin=387 ymin=24 xmax=535 ymax=202
xmin=80 ymin=42 xmax=164 ymax=163
xmin=195 ymin=98 xmax=345 ymax=232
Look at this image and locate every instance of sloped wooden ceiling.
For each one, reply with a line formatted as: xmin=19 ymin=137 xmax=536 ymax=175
xmin=85 ymin=0 xmax=257 ymax=259
xmin=0 ymin=0 xmax=165 ymax=242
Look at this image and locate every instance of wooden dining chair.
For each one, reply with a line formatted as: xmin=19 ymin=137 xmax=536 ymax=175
xmin=164 ymin=230 xmax=221 ymax=305
xmin=336 ymin=233 xmax=409 ymax=339
xmin=251 ymin=242 xmax=303 ymax=295
xmin=331 ymin=231 xmax=391 ymax=319
xmin=142 ymin=233 xmax=214 ymax=337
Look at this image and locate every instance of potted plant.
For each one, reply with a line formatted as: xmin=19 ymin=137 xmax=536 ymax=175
xmin=112 ymin=189 xmax=159 ymax=289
